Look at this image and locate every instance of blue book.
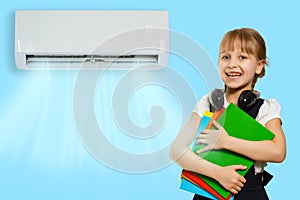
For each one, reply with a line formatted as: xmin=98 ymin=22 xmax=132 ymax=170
xmin=191 ymin=111 xmax=212 ymax=151
xmin=180 ymin=178 xmax=234 ymax=200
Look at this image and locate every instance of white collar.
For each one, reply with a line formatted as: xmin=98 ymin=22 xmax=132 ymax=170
xmin=223 ymin=93 xmax=230 ymax=108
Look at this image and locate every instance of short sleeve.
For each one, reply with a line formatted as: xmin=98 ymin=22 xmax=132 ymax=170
xmin=256 ymin=98 xmax=281 ymax=126
xmin=192 ymin=94 xmax=210 ymax=118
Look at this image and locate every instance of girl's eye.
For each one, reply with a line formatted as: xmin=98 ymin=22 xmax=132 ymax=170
xmin=221 ymin=55 xmax=230 ymax=60
xmin=240 ymin=55 xmax=248 ymax=60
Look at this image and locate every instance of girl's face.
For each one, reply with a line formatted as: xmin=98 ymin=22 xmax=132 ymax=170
xmin=218 ymin=44 xmax=264 ymax=92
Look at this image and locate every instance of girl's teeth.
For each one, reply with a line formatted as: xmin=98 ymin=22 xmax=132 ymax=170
xmin=227 ymin=72 xmax=241 ymax=77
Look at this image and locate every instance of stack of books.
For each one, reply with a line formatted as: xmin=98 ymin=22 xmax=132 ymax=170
xmin=179 ymin=103 xmax=274 ymax=200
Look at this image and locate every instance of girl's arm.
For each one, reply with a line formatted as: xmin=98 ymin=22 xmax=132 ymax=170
xmin=197 ymin=118 xmax=286 ymax=162
xmin=170 ymin=113 xmax=247 ymax=194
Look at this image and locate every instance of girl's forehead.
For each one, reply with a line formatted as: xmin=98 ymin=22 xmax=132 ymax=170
xmin=220 ymin=44 xmax=244 ymax=53
xmin=220 ymin=39 xmax=254 ymax=54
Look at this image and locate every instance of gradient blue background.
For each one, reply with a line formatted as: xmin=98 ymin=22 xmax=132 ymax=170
xmin=1 ymin=0 xmax=298 ymax=199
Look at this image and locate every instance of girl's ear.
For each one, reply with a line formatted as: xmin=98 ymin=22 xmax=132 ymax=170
xmin=255 ymin=60 xmax=265 ymax=74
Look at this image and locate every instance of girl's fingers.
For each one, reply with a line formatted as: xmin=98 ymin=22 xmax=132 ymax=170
xmin=212 ymin=120 xmax=223 ymax=130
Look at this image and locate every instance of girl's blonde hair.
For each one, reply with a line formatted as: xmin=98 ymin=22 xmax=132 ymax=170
xmin=219 ymin=28 xmax=268 ymax=89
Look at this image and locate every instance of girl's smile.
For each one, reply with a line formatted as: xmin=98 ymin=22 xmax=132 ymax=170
xmin=225 ymin=71 xmax=242 ymax=79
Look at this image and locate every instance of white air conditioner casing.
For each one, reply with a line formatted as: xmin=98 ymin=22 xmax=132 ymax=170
xmin=15 ymin=10 xmax=169 ymax=70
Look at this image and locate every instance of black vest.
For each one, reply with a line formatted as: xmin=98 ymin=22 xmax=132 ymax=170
xmin=234 ymin=98 xmax=270 ymax=200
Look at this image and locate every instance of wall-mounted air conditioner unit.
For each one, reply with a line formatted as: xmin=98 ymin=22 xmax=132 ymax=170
xmin=15 ymin=10 xmax=169 ymax=70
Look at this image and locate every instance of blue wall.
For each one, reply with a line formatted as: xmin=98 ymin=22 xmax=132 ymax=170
xmin=1 ymin=0 xmax=299 ymax=199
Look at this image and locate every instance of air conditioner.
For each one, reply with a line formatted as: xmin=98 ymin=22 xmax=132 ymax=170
xmin=15 ymin=10 xmax=169 ymax=70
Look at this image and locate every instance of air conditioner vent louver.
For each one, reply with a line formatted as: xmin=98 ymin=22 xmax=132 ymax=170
xmin=26 ymin=55 xmax=159 ymax=69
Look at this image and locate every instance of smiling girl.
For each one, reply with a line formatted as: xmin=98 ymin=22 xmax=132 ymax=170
xmin=170 ymin=28 xmax=286 ymax=200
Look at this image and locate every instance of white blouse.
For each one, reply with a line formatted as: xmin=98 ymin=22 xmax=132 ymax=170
xmin=192 ymin=93 xmax=282 ymax=173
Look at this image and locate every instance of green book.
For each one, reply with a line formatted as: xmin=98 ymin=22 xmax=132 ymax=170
xmin=194 ymin=103 xmax=275 ymax=199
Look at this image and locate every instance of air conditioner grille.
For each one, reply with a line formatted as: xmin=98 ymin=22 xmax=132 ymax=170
xmin=25 ymin=55 xmax=159 ymax=69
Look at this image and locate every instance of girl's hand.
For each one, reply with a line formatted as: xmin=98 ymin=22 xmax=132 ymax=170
xmin=196 ymin=120 xmax=229 ymax=154
xmin=215 ymin=165 xmax=247 ymax=194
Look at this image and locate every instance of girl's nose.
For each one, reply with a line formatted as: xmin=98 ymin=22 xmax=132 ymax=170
xmin=227 ymin=62 xmax=237 ymax=68
xmin=227 ymin=57 xmax=239 ymax=68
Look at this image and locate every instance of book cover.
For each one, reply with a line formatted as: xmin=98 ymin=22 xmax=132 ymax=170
xmin=181 ymin=169 xmax=233 ymax=200
xmin=180 ymin=178 xmax=218 ymax=200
